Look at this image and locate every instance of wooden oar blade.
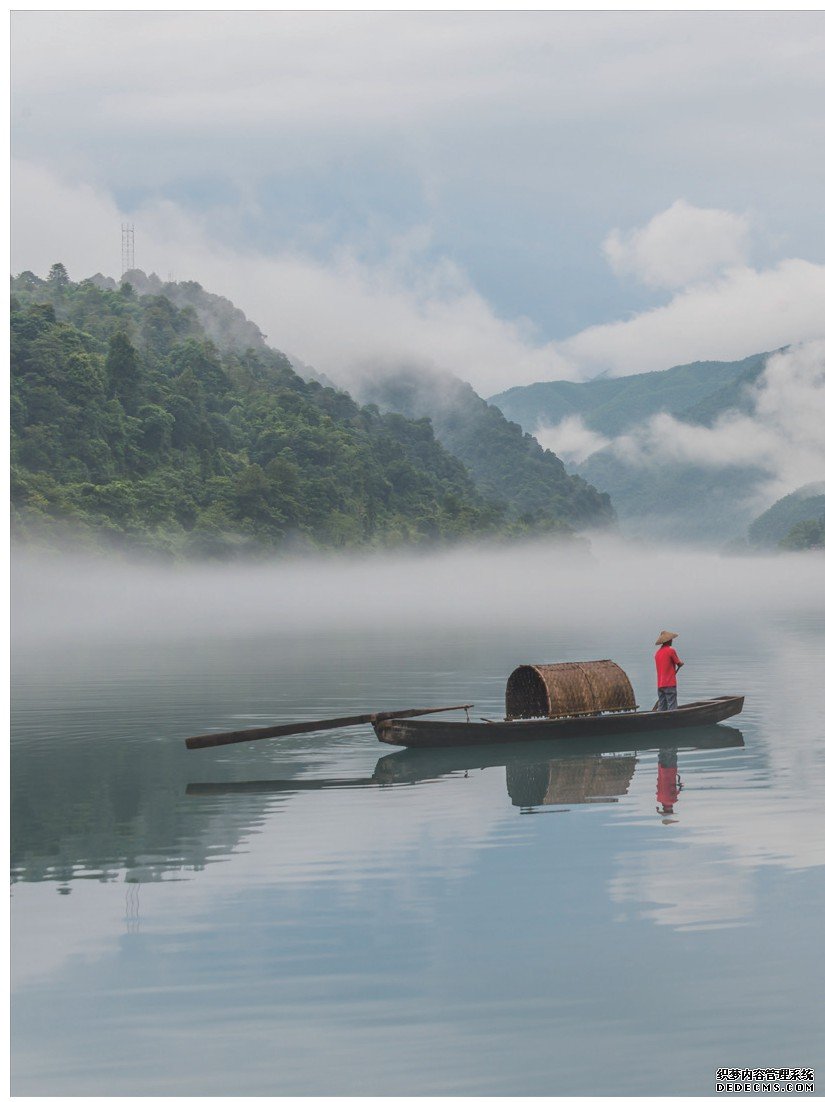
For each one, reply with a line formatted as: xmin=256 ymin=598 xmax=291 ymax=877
xmin=185 ymin=703 xmax=472 ymax=750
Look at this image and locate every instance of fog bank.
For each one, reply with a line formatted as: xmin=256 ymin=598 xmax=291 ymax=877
xmin=12 ymin=536 xmax=825 ymax=649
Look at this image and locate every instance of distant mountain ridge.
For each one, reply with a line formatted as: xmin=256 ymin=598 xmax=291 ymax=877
xmin=490 ymin=352 xmax=772 ymax=437
xmin=491 ymin=350 xmax=788 ymax=544
xmin=680 ymin=352 xmax=776 ymax=426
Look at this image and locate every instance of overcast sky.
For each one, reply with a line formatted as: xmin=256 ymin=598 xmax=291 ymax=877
xmin=11 ymin=11 xmax=825 ymax=392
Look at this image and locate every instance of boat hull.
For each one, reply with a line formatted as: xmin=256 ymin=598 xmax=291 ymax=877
xmin=373 ymin=695 xmax=745 ymax=748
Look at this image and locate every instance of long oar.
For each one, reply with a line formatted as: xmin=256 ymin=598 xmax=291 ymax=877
xmin=185 ymin=703 xmax=472 ymax=750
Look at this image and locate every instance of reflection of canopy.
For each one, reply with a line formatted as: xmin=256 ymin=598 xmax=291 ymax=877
xmin=506 ymin=755 xmax=637 ymax=808
xmin=506 ymin=660 xmax=637 ymax=720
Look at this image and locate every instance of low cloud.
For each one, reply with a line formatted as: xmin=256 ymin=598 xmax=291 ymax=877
xmin=603 ymin=199 xmax=751 ymax=289
xmin=534 ymin=416 xmax=609 ymax=465
xmin=11 ymin=162 xmax=825 ymax=397
xmin=561 ymin=259 xmax=825 ymax=378
xmin=11 ymin=160 xmax=574 ymax=396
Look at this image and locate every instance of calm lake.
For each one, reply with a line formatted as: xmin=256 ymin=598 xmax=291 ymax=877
xmin=11 ymin=540 xmax=825 ymax=1096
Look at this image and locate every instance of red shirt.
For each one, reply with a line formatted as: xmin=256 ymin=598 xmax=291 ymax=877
xmin=655 ymin=645 xmax=681 ymax=688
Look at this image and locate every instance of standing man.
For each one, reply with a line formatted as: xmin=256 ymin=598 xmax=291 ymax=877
xmin=655 ymin=630 xmax=684 ymax=711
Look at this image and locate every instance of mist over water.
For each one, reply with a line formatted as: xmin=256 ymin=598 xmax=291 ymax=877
xmin=12 ymin=535 xmax=824 ymax=648
xmin=11 ymin=536 xmax=825 ymax=1095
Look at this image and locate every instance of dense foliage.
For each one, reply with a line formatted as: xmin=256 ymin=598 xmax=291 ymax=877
xmin=12 ymin=266 xmax=541 ymax=557
xmin=359 ymin=366 xmax=613 ymax=528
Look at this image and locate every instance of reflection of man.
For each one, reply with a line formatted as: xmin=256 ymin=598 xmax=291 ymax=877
xmin=657 ymin=746 xmax=682 ymax=820
xmin=655 ymin=630 xmax=684 ymax=710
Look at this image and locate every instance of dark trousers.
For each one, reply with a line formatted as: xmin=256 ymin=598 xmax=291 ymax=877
xmin=657 ymin=686 xmax=678 ymax=711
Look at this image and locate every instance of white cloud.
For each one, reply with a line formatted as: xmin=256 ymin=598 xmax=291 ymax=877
xmin=11 ymin=159 xmax=575 ymax=395
xmin=614 ymin=411 xmax=778 ymax=470
xmin=603 ymin=199 xmax=752 ymax=289
xmin=561 ymin=259 xmax=825 ymax=377
xmin=534 ymin=416 xmax=609 ymax=465
xmin=11 ymin=13 xmax=825 ymax=398
xmin=11 ymin=162 xmax=825 ymax=401
xmin=12 ymin=13 xmax=825 ymax=191
xmin=10 ymin=164 xmax=124 ymax=279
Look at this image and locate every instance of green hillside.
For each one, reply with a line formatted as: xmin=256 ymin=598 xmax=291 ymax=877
xmin=11 ymin=266 xmax=534 ymax=556
xmin=748 ymin=483 xmax=825 ymax=548
xmin=356 ymin=365 xmax=613 ymax=529
xmin=489 ymin=355 xmax=764 ymax=437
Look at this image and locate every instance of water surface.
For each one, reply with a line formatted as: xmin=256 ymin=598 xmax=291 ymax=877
xmin=11 ymin=543 xmax=825 ymax=1095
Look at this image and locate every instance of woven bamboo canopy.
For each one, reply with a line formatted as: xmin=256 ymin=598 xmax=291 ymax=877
xmin=505 ymin=755 xmax=637 ymax=807
xmin=505 ymin=659 xmax=637 ymax=720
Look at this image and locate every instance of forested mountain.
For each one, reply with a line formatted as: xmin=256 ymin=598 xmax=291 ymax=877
xmin=356 ymin=365 xmax=613 ymax=529
xmin=10 ymin=266 xmax=598 ymax=556
xmin=747 ymin=483 xmax=825 ymax=549
xmin=490 ymin=354 xmax=768 ymax=437
xmin=11 ymin=267 xmax=509 ymax=556
xmin=94 ymin=272 xmax=611 ymax=530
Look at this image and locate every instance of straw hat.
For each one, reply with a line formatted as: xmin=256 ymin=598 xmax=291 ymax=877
xmin=655 ymin=630 xmax=679 ymax=645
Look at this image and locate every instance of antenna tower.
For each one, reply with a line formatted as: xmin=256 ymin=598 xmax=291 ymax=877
xmin=121 ymin=223 xmax=135 ymax=277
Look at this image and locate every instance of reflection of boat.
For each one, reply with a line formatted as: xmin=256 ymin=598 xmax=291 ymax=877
xmin=375 ymin=697 xmax=745 ymax=748
xmin=372 ymin=725 xmax=743 ymax=785
xmin=506 ymin=755 xmax=637 ymax=808
xmin=187 ymin=726 xmax=744 ymax=808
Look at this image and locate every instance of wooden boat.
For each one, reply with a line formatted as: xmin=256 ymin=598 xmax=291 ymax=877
xmin=186 ymin=658 xmax=744 ymax=754
xmin=373 ymin=695 xmax=745 ymax=748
